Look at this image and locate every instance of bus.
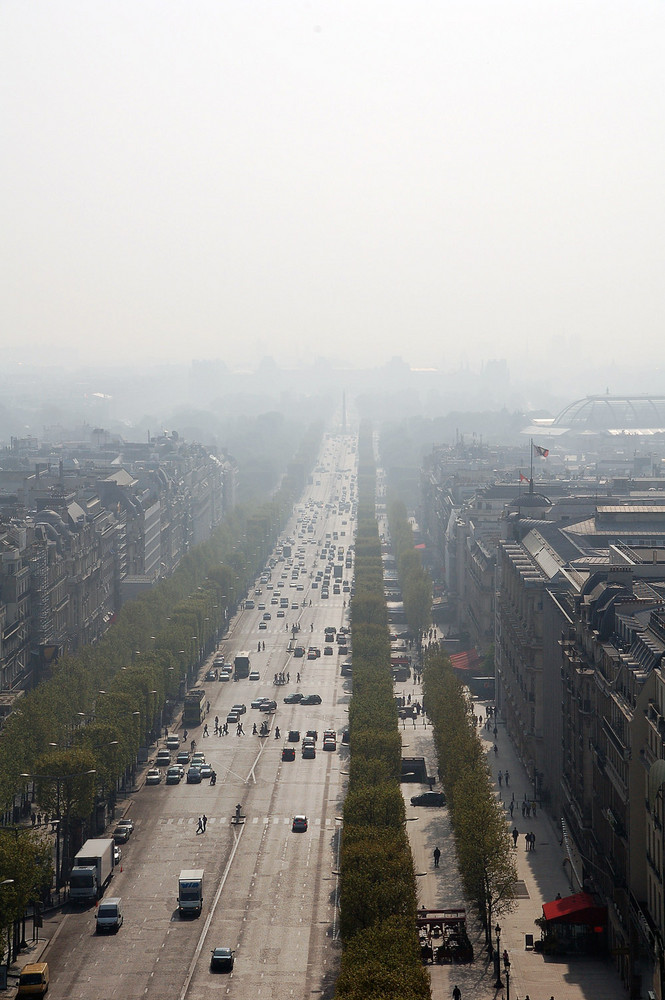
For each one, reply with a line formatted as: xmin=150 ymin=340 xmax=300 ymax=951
xmin=183 ymin=688 xmax=206 ymax=727
xmin=234 ymin=651 xmax=251 ymax=680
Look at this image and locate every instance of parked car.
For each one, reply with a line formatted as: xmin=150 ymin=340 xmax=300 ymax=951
xmin=113 ymin=826 xmax=130 ymax=844
xmin=410 ymin=791 xmax=446 ymax=807
xmin=116 ymin=818 xmax=134 ymax=835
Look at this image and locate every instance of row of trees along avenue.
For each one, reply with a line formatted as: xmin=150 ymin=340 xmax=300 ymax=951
xmin=385 ymin=501 xmax=518 ymax=952
xmin=334 ymin=422 xmax=430 ymax=1000
xmin=0 ymin=422 xmax=322 ymax=966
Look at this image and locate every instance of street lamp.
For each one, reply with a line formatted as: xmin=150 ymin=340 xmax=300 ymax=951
xmin=494 ymin=923 xmax=503 ymax=988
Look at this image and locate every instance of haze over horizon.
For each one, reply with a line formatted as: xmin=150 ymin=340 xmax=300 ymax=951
xmin=3 ymin=2 xmax=665 ymax=390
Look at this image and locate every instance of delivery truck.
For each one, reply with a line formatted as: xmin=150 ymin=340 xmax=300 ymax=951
xmin=178 ymin=869 xmax=204 ymax=916
xmin=70 ymin=838 xmax=115 ymax=901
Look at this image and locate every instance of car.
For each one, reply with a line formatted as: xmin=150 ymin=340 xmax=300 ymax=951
xmin=321 ymin=591 xmax=329 ymax=599
xmin=271 ymin=596 xmax=279 ymax=605
xmin=300 ymin=694 xmax=322 ymax=705
xmin=251 ymin=697 xmax=270 ymax=710
xmin=301 ymin=745 xmax=316 ymax=759
xmin=145 ymin=768 xmax=162 ymax=785
xmin=284 ymin=692 xmax=303 ymax=704
xmin=227 ymin=712 xmax=239 ymax=724
xmin=324 ymin=646 xmax=333 ymax=655
xmin=213 ymin=654 xmax=225 ymax=667
xmin=258 ymin=603 xmax=266 ymax=610
xmin=292 ymin=815 xmax=308 ymax=832
xmin=116 ymin=818 xmax=134 ymax=835
xmin=191 ymin=755 xmax=206 ymax=767
xmin=259 ymin=700 xmax=277 ymax=713
xmin=248 ymin=670 xmax=260 ymax=681
xmin=200 ymin=763 xmax=213 ymax=778
xmin=113 ymin=844 xmax=122 ymax=865
xmin=232 ymin=703 xmax=246 ymax=715
xmin=288 ymin=729 xmax=300 ymax=742
xmin=205 ymin=669 xmax=218 ymax=682
xmin=186 ymin=767 xmax=202 ymax=784
xmin=410 ymin=792 xmax=447 ymax=807
xmin=176 ymin=750 xmax=190 ymax=765
xmin=258 ymin=622 xmax=267 ymax=630
xmin=281 ymin=746 xmax=296 ymax=761
xmin=113 ymin=826 xmax=130 ymax=844
xmin=166 ymin=766 xmax=182 ymax=784
xmin=291 ymin=602 xmax=299 ymax=610
xmin=155 ymin=751 xmax=171 ymax=767
xmin=276 ymin=610 xmax=285 ymax=618
xmin=219 ymin=670 xmax=232 ymax=681
xmin=210 ymin=947 xmax=235 ymax=973
xmin=307 ymin=648 xmax=318 ymax=660
xmin=323 ymin=739 xmax=337 ymax=752
xmin=338 ymin=645 xmax=349 ymax=655
xmin=293 ymin=646 xmax=305 ymax=657
xmin=305 ymin=729 xmax=318 ymax=741
xmin=263 ymin=612 xmax=271 ymax=621
xmin=341 ymin=728 xmax=350 ymax=745
xmin=311 ymin=581 xmax=319 ymax=589
xmin=165 ymin=734 xmax=181 ymax=750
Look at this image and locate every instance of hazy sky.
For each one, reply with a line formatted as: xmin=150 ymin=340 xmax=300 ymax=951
xmin=2 ymin=2 xmax=664 ymax=379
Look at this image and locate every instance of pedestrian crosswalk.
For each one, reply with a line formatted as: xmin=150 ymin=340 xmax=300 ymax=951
xmin=157 ymin=815 xmax=335 ymax=827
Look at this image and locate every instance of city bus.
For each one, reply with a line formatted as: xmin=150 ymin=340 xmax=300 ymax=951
xmin=234 ymin=651 xmax=251 ymax=680
xmin=183 ymin=688 xmax=206 ymax=727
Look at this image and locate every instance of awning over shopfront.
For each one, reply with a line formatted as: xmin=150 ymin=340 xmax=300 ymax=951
xmin=542 ymin=892 xmax=607 ymax=926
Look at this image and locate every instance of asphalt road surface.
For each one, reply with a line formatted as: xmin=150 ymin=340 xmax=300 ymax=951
xmin=44 ymin=432 xmax=357 ymax=1000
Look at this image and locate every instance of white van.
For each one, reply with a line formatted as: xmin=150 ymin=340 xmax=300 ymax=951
xmin=96 ymin=897 xmax=123 ymax=933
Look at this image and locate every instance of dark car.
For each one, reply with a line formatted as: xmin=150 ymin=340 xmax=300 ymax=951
xmin=284 ymin=692 xmax=303 ymax=704
xmin=210 ymin=948 xmax=235 ymax=973
xmin=281 ymin=746 xmax=296 ymax=761
xmin=410 ymin=791 xmax=446 ymax=807
xmin=186 ymin=767 xmax=202 ymax=784
xmin=288 ymin=729 xmax=300 ymax=742
xmin=113 ymin=826 xmax=130 ymax=844
xmin=301 ymin=745 xmax=316 ymax=759
xmin=300 ymin=694 xmax=322 ymax=705
xmin=260 ymin=700 xmax=277 ymax=713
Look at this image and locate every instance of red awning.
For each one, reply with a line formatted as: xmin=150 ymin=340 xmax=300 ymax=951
xmin=450 ymin=649 xmax=481 ymax=672
xmin=542 ymin=892 xmax=607 ymax=926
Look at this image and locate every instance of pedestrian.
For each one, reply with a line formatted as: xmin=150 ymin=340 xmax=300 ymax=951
xmin=509 ymin=801 xmax=514 ymax=818
xmin=207 ymin=701 xmax=210 ymax=714
xmin=297 ymin=672 xmax=300 ymax=683
xmin=512 ymin=826 xmax=519 ymax=847
xmin=203 ymin=724 xmax=209 ymax=737
xmin=504 ymin=770 xmax=510 ymax=786
xmin=530 ymin=831 xmax=536 ymax=851
xmin=526 ymin=802 xmax=531 ymax=818
xmin=196 ymin=816 xmax=203 ymax=834
xmin=453 ymin=986 xmax=461 ymax=1000
xmin=184 ymin=730 xmax=188 ymax=742
xmin=493 ymin=744 xmax=498 ymax=755
xmin=202 ymin=814 xmax=207 ymax=831
xmin=433 ymin=846 xmax=441 ymax=868
xmin=31 ymin=812 xmax=36 ymax=826
xmin=525 ymin=833 xmax=530 ymax=851
xmin=493 ymin=725 xmax=498 ymax=739
xmin=262 ymin=641 xmax=265 ymax=651
xmin=287 ymin=672 xmax=290 ymax=683
xmin=532 ymin=801 xmax=538 ymax=818
xmin=36 ymin=813 xmax=41 ymax=826
xmin=253 ymin=723 xmax=257 ymax=735
xmin=497 ymin=770 xmax=503 ymax=787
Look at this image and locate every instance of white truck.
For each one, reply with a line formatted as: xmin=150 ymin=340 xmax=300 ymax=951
xmin=178 ymin=869 xmax=204 ymax=917
xmin=70 ymin=838 xmax=115 ymax=901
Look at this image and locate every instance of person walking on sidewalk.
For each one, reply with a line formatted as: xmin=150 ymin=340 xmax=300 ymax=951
xmin=497 ymin=770 xmax=503 ymax=787
xmin=433 ymin=846 xmax=441 ymax=868
xmin=453 ymin=986 xmax=461 ymax=1000
xmin=504 ymin=770 xmax=510 ymax=786
xmin=512 ymin=826 xmax=519 ymax=848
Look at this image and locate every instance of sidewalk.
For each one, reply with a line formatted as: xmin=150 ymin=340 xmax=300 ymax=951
xmin=403 ymin=682 xmax=627 ymax=1000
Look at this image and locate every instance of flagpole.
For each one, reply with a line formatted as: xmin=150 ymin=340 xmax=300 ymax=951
xmin=530 ymin=438 xmax=534 ymax=484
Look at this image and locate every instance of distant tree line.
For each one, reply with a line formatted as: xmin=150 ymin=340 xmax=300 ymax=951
xmin=335 ymin=422 xmax=430 ymax=1000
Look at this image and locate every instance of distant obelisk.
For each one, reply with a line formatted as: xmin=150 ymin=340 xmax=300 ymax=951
xmin=342 ymin=392 xmax=347 ymax=434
